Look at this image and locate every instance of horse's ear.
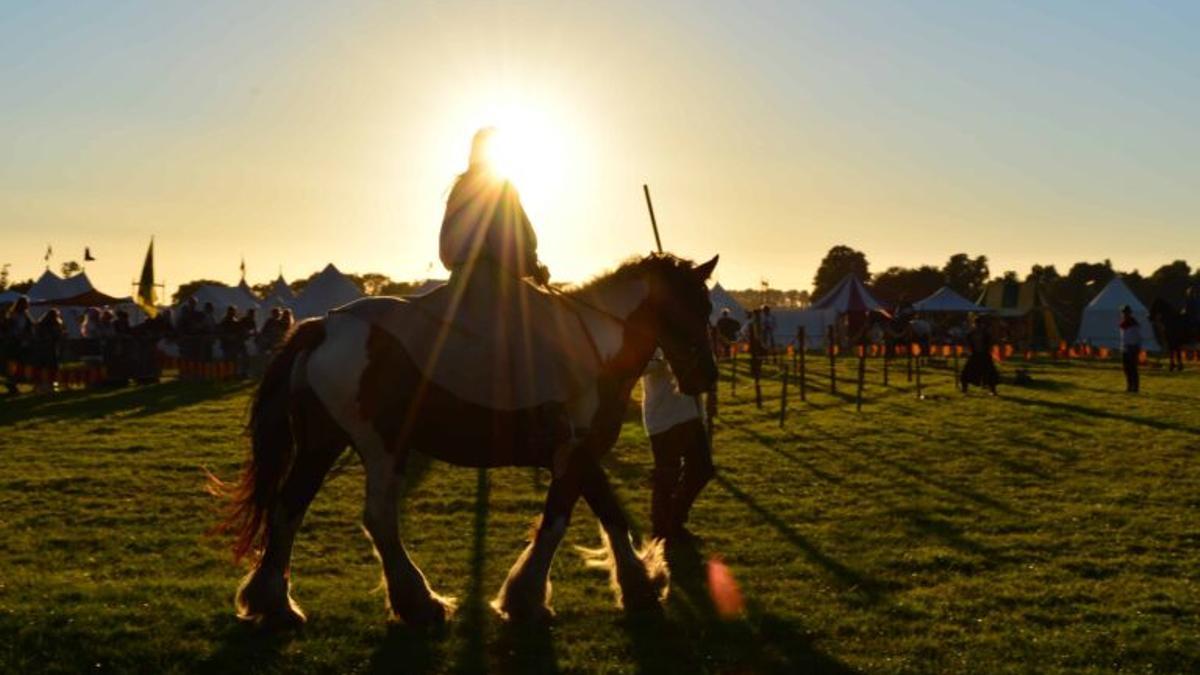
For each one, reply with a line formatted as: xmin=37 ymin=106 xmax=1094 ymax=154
xmin=694 ymin=255 xmax=719 ymax=281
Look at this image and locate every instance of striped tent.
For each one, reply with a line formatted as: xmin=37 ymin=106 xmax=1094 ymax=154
xmin=810 ymin=274 xmax=886 ymax=314
xmin=977 ymin=278 xmax=1061 ymax=350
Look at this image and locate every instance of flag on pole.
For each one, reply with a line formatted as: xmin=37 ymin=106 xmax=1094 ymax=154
xmin=44 ymin=245 xmax=52 ymax=262
xmin=240 ymin=257 xmax=246 ymax=281
xmin=136 ymin=238 xmax=157 ymax=317
xmin=84 ymin=247 xmax=96 ymax=262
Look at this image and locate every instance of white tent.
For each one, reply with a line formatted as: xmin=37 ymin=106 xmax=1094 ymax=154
xmin=186 ymin=281 xmax=262 ymax=315
xmin=913 ymin=286 xmax=991 ymax=313
xmin=0 ymin=290 xmax=22 ymax=305
xmin=708 ymin=283 xmax=746 ymax=323
xmin=770 ymin=308 xmax=838 ymax=349
xmin=289 ymin=264 xmax=364 ymax=319
xmin=1078 ymin=277 xmax=1160 ymax=352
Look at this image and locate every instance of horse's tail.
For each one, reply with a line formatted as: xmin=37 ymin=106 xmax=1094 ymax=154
xmin=216 ymin=318 xmax=327 ymax=563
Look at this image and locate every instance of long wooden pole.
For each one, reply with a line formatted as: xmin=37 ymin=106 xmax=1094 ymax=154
xmin=643 ymin=184 xmax=663 ymax=254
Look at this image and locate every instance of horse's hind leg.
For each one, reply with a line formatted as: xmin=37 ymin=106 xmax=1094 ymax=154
xmin=578 ymin=460 xmax=669 ymax=612
xmin=237 ymin=398 xmax=346 ymax=626
xmin=359 ymin=445 xmax=454 ymax=626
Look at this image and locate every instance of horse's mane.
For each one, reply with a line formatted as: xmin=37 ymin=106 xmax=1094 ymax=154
xmin=567 ymin=253 xmax=695 ymax=298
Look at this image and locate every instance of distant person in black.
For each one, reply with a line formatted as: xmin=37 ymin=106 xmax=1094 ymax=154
xmin=960 ymin=316 xmax=998 ymax=395
xmin=218 ymin=306 xmax=246 ymax=366
xmin=715 ymin=308 xmax=741 ymax=357
xmin=1119 ymin=305 xmax=1142 ymax=393
xmin=258 ymin=308 xmax=285 ymax=354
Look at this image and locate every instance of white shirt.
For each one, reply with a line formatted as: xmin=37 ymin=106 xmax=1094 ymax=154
xmin=1120 ymin=321 xmax=1142 ymax=350
xmin=641 ymin=351 xmax=703 ymax=436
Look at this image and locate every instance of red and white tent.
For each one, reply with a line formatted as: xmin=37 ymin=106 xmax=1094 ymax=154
xmin=810 ymin=274 xmax=886 ymax=314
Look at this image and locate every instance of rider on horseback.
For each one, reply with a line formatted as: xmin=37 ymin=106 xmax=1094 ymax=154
xmin=440 ymin=127 xmax=550 ymax=287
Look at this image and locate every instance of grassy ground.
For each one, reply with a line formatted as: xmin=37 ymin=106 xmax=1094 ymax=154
xmin=0 ymin=355 xmax=1197 ymax=674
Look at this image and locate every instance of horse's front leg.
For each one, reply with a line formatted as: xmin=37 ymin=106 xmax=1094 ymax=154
xmin=578 ymin=460 xmax=669 ymax=612
xmin=491 ymin=460 xmax=583 ymax=621
xmin=360 ymin=445 xmax=455 ymax=626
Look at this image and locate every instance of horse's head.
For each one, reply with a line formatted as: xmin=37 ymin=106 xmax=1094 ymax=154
xmin=643 ymin=253 xmax=720 ymax=395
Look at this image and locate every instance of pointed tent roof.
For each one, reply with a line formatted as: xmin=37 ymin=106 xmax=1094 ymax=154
xmin=28 ymin=270 xmax=107 ymax=303
xmin=913 ymin=286 xmax=991 ymax=313
xmin=28 ymin=270 xmax=65 ymax=302
xmin=1078 ymin=276 xmax=1160 ymax=351
xmin=810 ymin=274 xmax=885 ymax=314
xmin=289 ymin=263 xmax=364 ymax=319
xmin=266 ymin=275 xmax=294 ymax=301
xmin=708 ymin=282 xmax=746 ymax=323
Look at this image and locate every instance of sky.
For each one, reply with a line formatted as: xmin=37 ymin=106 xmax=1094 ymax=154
xmin=2 ymin=1 xmax=1197 ymax=298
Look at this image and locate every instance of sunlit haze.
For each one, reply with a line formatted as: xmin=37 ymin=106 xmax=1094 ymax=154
xmin=3 ymin=1 xmax=1197 ymax=297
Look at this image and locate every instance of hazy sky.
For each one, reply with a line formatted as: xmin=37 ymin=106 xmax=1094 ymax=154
xmin=3 ymin=1 xmax=1197 ymax=297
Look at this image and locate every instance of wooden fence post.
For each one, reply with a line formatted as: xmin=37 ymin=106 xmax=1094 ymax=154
xmin=799 ymin=327 xmax=807 ymax=402
xmin=731 ymin=347 xmax=737 ymax=398
xmin=828 ymin=325 xmax=837 ymax=395
xmin=856 ymin=335 xmax=867 ymax=412
xmin=915 ymin=343 xmax=923 ymax=399
xmin=779 ymin=364 xmax=789 ymax=427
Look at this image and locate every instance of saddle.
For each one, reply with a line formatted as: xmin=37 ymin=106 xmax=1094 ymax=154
xmin=335 ymin=274 xmax=602 ymax=411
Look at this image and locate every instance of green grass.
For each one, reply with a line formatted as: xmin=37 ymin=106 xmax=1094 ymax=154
xmin=1 ymin=356 xmax=1198 ymax=674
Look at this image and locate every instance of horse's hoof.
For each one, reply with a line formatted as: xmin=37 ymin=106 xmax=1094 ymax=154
xmin=490 ymin=596 xmax=555 ymax=623
xmin=393 ymin=592 xmax=456 ymax=628
xmin=250 ymin=605 xmax=307 ymax=631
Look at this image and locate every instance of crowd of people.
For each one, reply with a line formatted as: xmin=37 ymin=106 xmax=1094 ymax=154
xmin=1 ymin=294 xmax=295 ymax=393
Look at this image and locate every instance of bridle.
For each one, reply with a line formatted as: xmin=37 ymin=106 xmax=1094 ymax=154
xmin=544 ymin=277 xmax=710 ymax=384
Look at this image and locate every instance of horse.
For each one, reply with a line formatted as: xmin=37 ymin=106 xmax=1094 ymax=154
xmin=215 ymin=253 xmax=720 ymax=628
xmin=1149 ymin=298 xmax=1189 ymax=371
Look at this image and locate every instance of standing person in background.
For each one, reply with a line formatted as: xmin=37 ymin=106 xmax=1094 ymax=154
xmin=1120 ymin=305 xmax=1142 ymax=393
xmin=641 ymin=350 xmax=714 ymax=541
xmin=761 ymin=305 xmax=777 ymax=361
xmin=34 ymin=308 xmax=65 ymax=393
xmin=3 ymin=296 xmax=34 ymax=394
xmin=715 ymin=308 xmax=741 ymax=358
xmin=961 ymin=315 xmax=999 ymax=395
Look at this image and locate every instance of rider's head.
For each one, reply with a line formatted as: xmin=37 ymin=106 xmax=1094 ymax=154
xmin=468 ymin=127 xmax=498 ymax=171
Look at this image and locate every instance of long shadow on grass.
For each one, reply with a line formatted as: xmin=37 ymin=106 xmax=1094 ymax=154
xmin=0 ymin=380 xmax=251 ymax=426
xmin=712 ymin=472 xmax=889 ymax=605
xmin=453 ymin=468 xmax=492 ymax=674
xmin=1003 ymin=394 xmax=1200 ymax=436
xmin=618 ymin=538 xmax=859 ymax=673
xmin=201 ymin=616 xmax=288 ymax=672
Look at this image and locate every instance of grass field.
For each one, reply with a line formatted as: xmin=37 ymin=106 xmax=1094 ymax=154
xmin=1 ymin=355 xmax=1198 ymax=674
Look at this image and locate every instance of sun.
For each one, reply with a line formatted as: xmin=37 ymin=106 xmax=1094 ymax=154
xmin=466 ymin=103 xmax=571 ymax=213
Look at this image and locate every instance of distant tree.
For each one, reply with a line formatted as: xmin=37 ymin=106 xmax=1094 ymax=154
xmin=1000 ymin=270 xmax=1019 ymax=283
xmin=812 ymin=245 xmax=869 ymax=301
xmin=1026 ymin=264 xmax=1061 ymax=285
xmin=871 ymin=266 xmax=944 ymax=307
xmin=172 ymin=279 xmax=225 ymax=304
xmin=942 ymin=253 xmax=989 ymax=301
xmin=60 ymin=260 xmax=82 ymax=277
xmin=250 ymin=281 xmax=273 ymax=298
xmin=1147 ymin=260 xmax=1192 ymax=306
xmin=0 ymin=264 xmax=8 ymax=291
xmin=7 ymin=278 xmax=33 ymax=294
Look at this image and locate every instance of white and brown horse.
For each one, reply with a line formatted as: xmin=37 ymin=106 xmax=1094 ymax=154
xmin=216 ymin=253 xmax=718 ymax=627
